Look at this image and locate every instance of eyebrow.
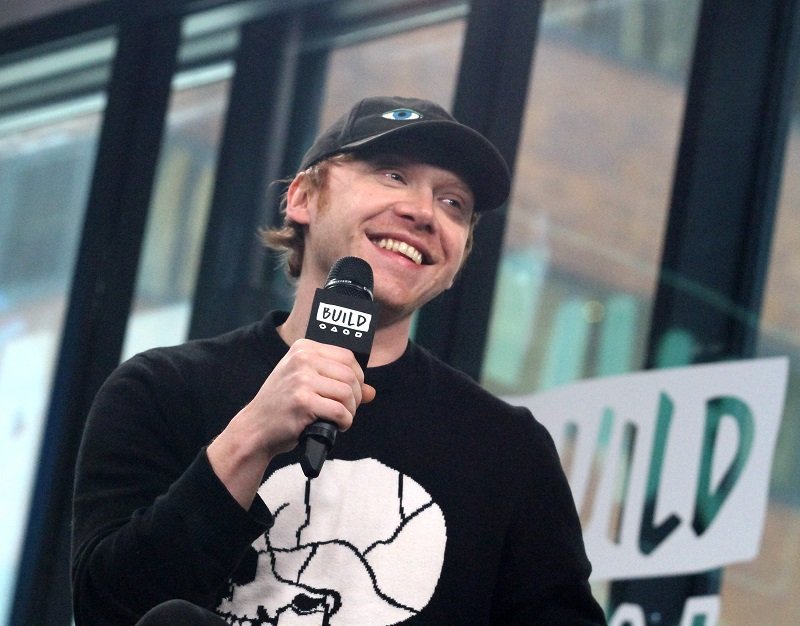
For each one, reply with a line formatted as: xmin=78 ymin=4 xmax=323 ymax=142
xmin=362 ymin=153 xmax=412 ymax=169
xmin=363 ymin=154 xmax=472 ymax=188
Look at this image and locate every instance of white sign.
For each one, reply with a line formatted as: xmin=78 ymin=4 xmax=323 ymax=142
xmin=316 ymin=303 xmax=372 ymax=332
xmin=609 ymin=595 xmax=720 ymax=626
xmin=506 ymin=357 xmax=788 ymax=581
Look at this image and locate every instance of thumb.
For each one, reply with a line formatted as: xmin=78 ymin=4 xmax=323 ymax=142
xmin=361 ymin=383 xmax=377 ymax=404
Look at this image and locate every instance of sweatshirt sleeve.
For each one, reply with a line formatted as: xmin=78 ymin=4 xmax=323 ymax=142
xmin=491 ymin=411 xmax=608 ymax=625
xmin=71 ymin=352 xmax=272 ymax=626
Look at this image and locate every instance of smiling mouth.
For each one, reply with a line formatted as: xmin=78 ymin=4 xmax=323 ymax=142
xmin=373 ymin=237 xmax=423 ymax=265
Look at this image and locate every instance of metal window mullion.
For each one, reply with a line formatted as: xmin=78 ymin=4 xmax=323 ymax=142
xmin=414 ymin=0 xmax=545 ymax=379
xmin=188 ymin=12 xmax=305 ymax=339
xmin=12 ymin=16 xmax=181 ymax=626
xmin=647 ymin=0 xmax=800 ymax=366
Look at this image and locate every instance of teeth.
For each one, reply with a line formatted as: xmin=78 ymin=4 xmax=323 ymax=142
xmin=375 ymin=238 xmax=423 ymax=265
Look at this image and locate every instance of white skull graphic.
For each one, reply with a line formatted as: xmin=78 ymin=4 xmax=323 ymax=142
xmin=216 ymin=459 xmax=447 ymax=625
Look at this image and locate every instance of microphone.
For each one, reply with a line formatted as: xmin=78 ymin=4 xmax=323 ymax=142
xmin=300 ymin=256 xmax=378 ymax=478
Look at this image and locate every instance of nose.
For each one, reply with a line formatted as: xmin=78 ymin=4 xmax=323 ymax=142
xmin=394 ymin=186 xmax=436 ymax=233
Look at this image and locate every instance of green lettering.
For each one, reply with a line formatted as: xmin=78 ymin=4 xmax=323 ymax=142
xmin=692 ymin=396 xmax=754 ymax=534
xmin=639 ymin=393 xmax=681 ymax=555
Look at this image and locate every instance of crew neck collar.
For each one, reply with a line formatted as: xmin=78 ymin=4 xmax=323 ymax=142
xmin=262 ymin=310 xmax=422 ymax=395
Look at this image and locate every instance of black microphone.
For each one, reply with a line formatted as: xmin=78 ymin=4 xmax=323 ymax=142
xmin=300 ymin=256 xmax=378 ymax=478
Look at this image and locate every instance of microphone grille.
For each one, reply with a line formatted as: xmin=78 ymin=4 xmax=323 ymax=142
xmin=325 ymin=256 xmax=374 ymax=300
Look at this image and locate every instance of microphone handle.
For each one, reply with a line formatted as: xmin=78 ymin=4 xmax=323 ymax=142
xmin=299 ymin=258 xmax=377 ymax=478
xmin=300 ymin=420 xmax=337 ymax=478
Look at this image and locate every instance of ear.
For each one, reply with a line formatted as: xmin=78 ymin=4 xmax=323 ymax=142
xmin=285 ymin=175 xmax=312 ymax=225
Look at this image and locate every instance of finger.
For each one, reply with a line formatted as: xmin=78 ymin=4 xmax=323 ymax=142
xmin=309 ymin=373 xmax=360 ymax=417
xmin=306 ymin=359 xmax=364 ymax=405
xmin=361 ymin=384 xmax=376 ymax=404
xmin=292 ymin=338 xmax=359 ymax=363
xmin=291 ymin=339 xmax=365 ymax=383
xmin=300 ymin=389 xmax=356 ymax=431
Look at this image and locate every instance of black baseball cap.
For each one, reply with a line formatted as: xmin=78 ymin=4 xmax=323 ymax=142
xmin=298 ymin=96 xmax=511 ymax=212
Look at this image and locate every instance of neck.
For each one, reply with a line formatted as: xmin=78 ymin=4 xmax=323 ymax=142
xmin=277 ymin=277 xmax=412 ymax=368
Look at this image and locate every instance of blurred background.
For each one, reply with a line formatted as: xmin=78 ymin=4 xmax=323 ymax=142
xmin=1 ymin=0 xmax=799 ymax=624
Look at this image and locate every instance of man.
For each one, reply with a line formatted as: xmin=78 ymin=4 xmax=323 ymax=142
xmin=72 ymin=96 xmax=606 ymax=625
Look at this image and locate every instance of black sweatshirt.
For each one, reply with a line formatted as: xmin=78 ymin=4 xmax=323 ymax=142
xmin=72 ymin=311 xmax=606 ymax=625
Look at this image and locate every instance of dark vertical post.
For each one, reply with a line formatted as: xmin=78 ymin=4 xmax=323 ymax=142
xmin=263 ymin=48 xmax=330 ymax=311
xmin=646 ymin=0 xmax=800 ymax=367
xmin=12 ymin=15 xmax=181 ymax=626
xmin=189 ymin=13 xmax=305 ymax=339
xmin=414 ymin=0 xmax=544 ymax=379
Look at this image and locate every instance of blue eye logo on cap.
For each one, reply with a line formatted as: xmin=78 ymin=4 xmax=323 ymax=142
xmin=381 ymin=108 xmax=422 ymax=121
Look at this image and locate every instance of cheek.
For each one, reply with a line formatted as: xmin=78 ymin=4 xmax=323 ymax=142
xmin=445 ymin=225 xmax=471 ymax=262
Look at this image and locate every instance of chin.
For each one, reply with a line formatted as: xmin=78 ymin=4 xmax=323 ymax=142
xmin=372 ymin=297 xmax=414 ymax=321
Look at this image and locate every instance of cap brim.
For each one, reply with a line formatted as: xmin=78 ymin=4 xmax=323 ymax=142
xmin=339 ymin=120 xmax=511 ymax=212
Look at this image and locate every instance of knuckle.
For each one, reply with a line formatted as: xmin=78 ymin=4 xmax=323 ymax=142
xmin=291 ymin=387 xmax=313 ymax=409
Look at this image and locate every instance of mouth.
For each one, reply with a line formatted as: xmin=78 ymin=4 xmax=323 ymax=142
xmin=372 ymin=237 xmax=424 ymax=265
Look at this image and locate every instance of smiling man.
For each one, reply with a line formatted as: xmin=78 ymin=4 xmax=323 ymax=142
xmin=71 ymin=97 xmax=607 ymax=625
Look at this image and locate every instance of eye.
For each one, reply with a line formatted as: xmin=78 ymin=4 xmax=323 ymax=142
xmin=381 ymin=108 xmax=422 ymax=121
xmin=375 ymin=165 xmax=406 ymax=183
xmin=445 ymin=198 xmax=469 ymax=216
xmin=441 ymin=194 xmax=474 ymax=218
xmin=382 ymin=169 xmax=406 ymax=183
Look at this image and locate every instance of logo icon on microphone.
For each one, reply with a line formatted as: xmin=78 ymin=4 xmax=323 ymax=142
xmin=316 ymin=303 xmax=372 ymax=338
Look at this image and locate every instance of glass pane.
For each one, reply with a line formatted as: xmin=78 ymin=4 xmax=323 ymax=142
xmin=729 ymin=71 xmax=800 ymax=624
xmin=320 ymin=19 xmax=466 ymax=129
xmin=480 ymin=0 xmax=701 ymax=614
xmin=483 ymin=0 xmax=699 ymax=393
xmin=123 ymin=63 xmax=233 ymax=358
xmin=0 ymin=38 xmax=111 ymax=623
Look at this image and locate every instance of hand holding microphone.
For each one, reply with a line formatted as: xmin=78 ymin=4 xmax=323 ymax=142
xmin=206 ymin=256 xmax=376 ymax=507
xmin=300 ymin=256 xmax=378 ymax=477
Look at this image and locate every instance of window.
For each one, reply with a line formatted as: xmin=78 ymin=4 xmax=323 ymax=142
xmin=0 ymin=33 xmax=113 ymax=622
xmin=727 ymin=68 xmax=800 ymax=626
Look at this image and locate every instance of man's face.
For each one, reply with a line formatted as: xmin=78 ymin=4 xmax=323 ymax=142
xmin=289 ymin=154 xmax=475 ymax=325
